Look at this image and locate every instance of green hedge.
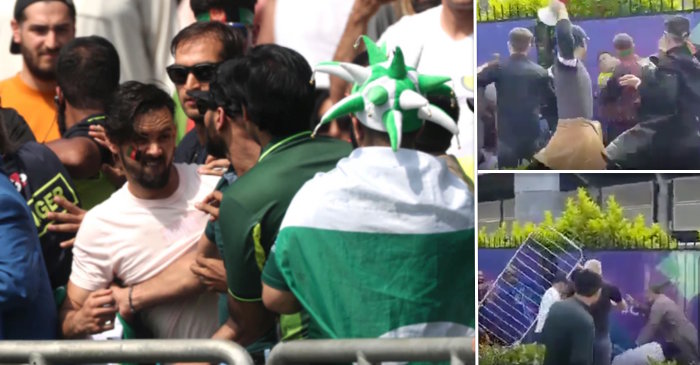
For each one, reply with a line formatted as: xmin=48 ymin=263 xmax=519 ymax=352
xmin=479 ymin=344 xmax=546 ymax=365
xmin=479 ymin=344 xmax=678 ymax=365
xmin=478 ymin=187 xmax=677 ymax=249
xmin=477 ymin=0 xmax=692 ymax=22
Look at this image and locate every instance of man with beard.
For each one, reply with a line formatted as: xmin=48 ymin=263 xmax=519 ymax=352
xmin=206 ymin=45 xmax=351 ymax=357
xmin=0 ymin=0 xmax=76 ymax=143
xmin=59 ymin=82 xmax=220 ymax=340
xmin=101 ymin=60 xmax=263 ymax=361
xmin=170 ymin=21 xmax=253 ymax=165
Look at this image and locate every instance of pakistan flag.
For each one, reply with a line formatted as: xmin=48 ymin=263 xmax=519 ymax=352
xmin=270 ymin=148 xmax=475 ymax=340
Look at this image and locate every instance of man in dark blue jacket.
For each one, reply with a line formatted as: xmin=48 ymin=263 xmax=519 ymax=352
xmin=0 ymin=159 xmax=57 ymax=339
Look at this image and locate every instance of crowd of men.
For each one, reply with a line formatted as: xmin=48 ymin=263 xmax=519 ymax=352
xmin=477 ymin=0 xmax=700 ymax=170
xmin=480 ymin=260 xmax=700 ymax=365
xmin=0 ymin=0 xmax=474 ymax=363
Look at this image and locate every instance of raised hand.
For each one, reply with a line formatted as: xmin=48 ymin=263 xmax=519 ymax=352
xmin=46 ymin=195 xmax=87 ymax=248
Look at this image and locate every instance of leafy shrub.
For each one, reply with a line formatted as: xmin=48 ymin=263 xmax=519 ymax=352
xmin=479 ymin=344 xmax=546 ymax=365
xmin=480 ymin=344 xmax=678 ymax=365
xmin=478 ymin=0 xmax=683 ymax=21
xmin=478 ymin=187 xmax=677 ymax=249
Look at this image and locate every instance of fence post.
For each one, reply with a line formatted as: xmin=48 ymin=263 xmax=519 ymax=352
xmin=656 ymin=174 xmax=669 ymax=231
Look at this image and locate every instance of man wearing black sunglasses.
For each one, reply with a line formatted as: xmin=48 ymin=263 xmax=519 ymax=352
xmin=168 ymin=21 xmax=246 ymax=165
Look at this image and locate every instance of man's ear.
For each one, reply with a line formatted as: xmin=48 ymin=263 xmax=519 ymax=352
xmin=55 ymin=87 xmax=64 ymax=104
xmin=351 ymin=118 xmax=363 ymax=146
xmin=11 ymin=19 xmax=20 ymax=45
xmin=215 ymin=107 xmax=226 ymax=131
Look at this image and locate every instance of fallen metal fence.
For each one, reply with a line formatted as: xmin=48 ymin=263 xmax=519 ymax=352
xmin=478 ymin=228 xmax=584 ymax=346
xmin=0 ymin=339 xmax=253 ymax=365
xmin=267 ymin=337 xmax=475 ymax=365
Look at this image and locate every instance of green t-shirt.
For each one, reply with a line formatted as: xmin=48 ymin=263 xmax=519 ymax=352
xmin=204 ymin=170 xmax=236 ymax=327
xmin=219 ymin=132 xmax=351 ymax=340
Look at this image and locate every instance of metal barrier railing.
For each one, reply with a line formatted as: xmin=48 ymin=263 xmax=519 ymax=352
xmin=0 ymin=339 xmax=253 ymax=365
xmin=479 ymin=228 xmax=583 ymax=345
xmin=267 ymin=337 xmax=475 ymax=365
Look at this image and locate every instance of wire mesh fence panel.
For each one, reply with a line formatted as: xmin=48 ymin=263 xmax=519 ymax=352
xmin=478 ymin=228 xmax=584 ymax=346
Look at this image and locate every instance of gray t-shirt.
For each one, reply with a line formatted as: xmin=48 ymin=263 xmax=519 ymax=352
xmin=552 ymin=19 xmax=593 ymax=120
xmin=542 ymin=297 xmax=595 ymax=365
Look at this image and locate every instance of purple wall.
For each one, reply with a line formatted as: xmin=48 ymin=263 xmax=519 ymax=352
xmin=479 ymin=249 xmax=700 ymax=352
xmin=477 ymin=13 xmax=700 ymax=92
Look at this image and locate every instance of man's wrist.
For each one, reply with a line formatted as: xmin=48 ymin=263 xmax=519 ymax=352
xmin=128 ymin=285 xmax=138 ymax=312
xmin=63 ymin=309 xmax=88 ymax=339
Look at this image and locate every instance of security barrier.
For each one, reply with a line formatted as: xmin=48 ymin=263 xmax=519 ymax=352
xmin=479 ymin=228 xmax=584 ymax=345
xmin=267 ymin=337 xmax=475 ymax=365
xmin=0 ymin=339 xmax=253 ymax=365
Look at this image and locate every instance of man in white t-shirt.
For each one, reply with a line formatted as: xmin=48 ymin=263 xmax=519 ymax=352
xmin=378 ymin=0 xmax=474 ymax=179
xmin=59 ymin=81 xmax=219 ymax=339
xmin=533 ymin=273 xmax=569 ymax=342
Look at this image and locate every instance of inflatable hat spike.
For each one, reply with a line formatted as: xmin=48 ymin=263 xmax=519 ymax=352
xmin=312 ymin=36 xmax=459 ymax=151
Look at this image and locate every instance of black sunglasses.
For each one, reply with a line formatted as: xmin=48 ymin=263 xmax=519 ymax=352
xmin=166 ymin=62 xmax=219 ymax=85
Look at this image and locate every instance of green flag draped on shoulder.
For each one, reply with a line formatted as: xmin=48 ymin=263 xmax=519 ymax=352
xmin=271 ymin=147 xmax=475 ymax=340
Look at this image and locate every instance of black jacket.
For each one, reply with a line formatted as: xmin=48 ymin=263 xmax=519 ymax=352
xmin=607 ymin=46 xmax=700 ymax=169
xmin=477 ymin=54 xmax=555 ymax=148
xmin=2 ymin=142 xmax=79 ymax=288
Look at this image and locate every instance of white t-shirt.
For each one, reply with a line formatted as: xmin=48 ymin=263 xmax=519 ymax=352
xmin=378 ymin=6 xmax=474 ymax=160
xmin=535 ymin=286 xmax=561 ymax=333
xmin=274 ymin=0 xmax=354 ymax=89
xmin=71 ymin=163 xmax=219 ymax=339
xmin=73 ymin=0 xmax=178 ymax=90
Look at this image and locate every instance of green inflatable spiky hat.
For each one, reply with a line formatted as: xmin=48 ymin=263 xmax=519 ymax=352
xmin=312 ymin=36 xmax=459 ymax=151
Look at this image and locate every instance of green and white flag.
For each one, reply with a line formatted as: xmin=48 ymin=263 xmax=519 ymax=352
xmin=271 ymin=147 xmax=474 ymax=340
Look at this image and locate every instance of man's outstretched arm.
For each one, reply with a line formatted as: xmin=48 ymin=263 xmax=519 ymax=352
xmin=110 ymin=242 xmax=205 ymax=319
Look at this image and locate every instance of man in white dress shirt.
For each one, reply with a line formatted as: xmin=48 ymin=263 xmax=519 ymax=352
xmin=533 ymin=272 xmax=569 ymax=342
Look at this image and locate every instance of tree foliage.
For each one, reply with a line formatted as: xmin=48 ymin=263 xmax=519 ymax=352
xmin=478 ymin=188 xmax=677 ymax=249
xmin=478 ymin=0 xmax=684 ymax=21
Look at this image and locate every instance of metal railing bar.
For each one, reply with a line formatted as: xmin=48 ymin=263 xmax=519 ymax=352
xmin=0 ymin=340 xmax=253 ymax=365
xmin=266 ymin=337 xmax=475 ymax=365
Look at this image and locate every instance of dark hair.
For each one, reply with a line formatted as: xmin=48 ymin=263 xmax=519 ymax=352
xmin=597 ymin=51 xmax=612 ymax=60
xmin=0 ymin=112 xmax=14 ymax=156
xmin=552 ymin=272 xmax=569 ymax=285
xmin=16 ymin=0 xmax=76 ymax=23
xmin=57 ymin=36 xmax=120 ymax=110
xmin=509 ymin=27 xmax=533 ymax=53
xmin=105 ymin=81 xmax=175 ymax=145
xmin=572 ymin=25 xmax=589 ymax=49
xmin=415 ymin=94 xmax=460 ymax=154
xmin=573 ymin=269 xmax=602 ymax=297
xmin=227 ymin=44 xmax=315 ymax=136
xmin=170 ymin=21 xmax=247 ymax=61
xmin=613 ymin=33 xmax=634 ymax=50
xmin=190 ymin=0 xmax=256 ymax=22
